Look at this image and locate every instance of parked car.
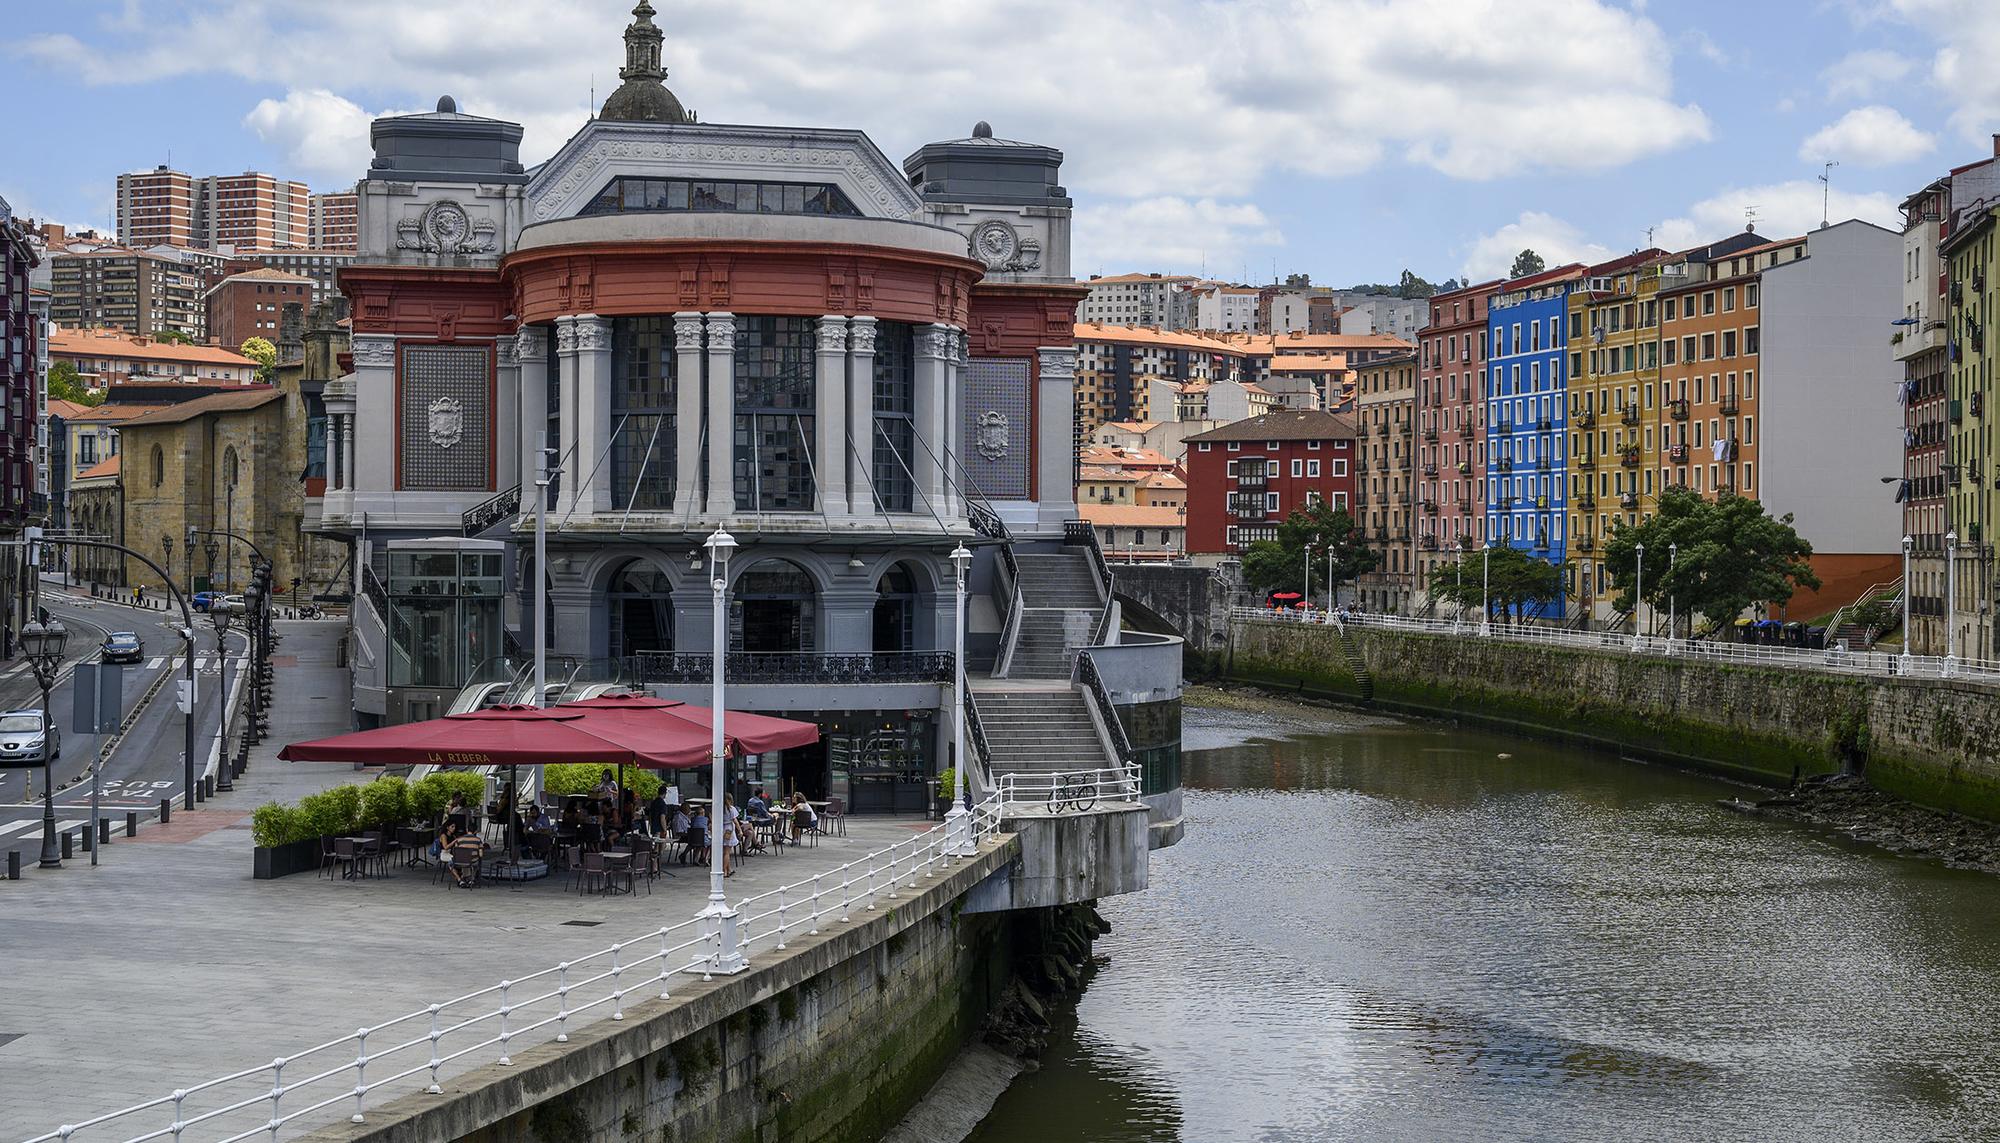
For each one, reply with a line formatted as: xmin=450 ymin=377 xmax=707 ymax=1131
xmin=0 ymin=709 xmax=58 ymax=764
xmin=101 ymin=631 xmax=144 ymax=664
xmin=191 ymin=592 xmax=219 ymax=613
xmin=218 ymin=594 xmax=246 ymax=614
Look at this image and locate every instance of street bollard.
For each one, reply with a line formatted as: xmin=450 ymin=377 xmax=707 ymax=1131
xmin=60 ymin=831 xmax=72 ymax=859
xmin=80 ymin=824 xmax=93 ymax=853
xmin=193 ymin=780 xmax=204 ymax=804
xmin=203 ymin=775 xmax=214 ymax=799
xmin=126 ymin=811 xmax=138 ymax=837
xmin=160 ymin=797 xmax=171 ymax=824
xmin=99 ymin=819 xmax=111 ymax=847
xmin=6 ymin=850 xmax=18 ymax=879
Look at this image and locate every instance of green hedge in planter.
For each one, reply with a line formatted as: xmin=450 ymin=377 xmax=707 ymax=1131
xmin=360 ymin=776 xmax=409 ymax=830
xmin=544 ymin=763 xmax=661 ymax=800
xmin=252 ymin=802 xmax=311 ymax=848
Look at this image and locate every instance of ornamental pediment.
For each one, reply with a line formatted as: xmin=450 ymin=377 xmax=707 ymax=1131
xmin=528 ymin=122 xmax=926 ymax=224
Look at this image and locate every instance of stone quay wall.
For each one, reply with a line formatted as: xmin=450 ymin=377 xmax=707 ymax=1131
xmin=1225 ymin=619 xmax=2000 ymax=821
xmin=300 ymin=837 xmax=1041 ymax=1143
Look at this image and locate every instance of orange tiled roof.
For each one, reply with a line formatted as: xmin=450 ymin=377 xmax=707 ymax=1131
xmin=76 ymin=454 xmax=121 ymax=480
xmin=1075 ymin=322 xmax=1251 ymax=355
xmin=1076 ymin=503 xmax=1186 ymax=527
xmin=50 ymin=327 xmax=259 ymax=368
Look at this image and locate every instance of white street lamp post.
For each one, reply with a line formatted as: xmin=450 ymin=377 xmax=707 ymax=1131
xmin=1667 ymin=542 xmax=1678 ymax=654
xmin=1901 ymin=534 xmax=1912 ymax=662
xmin=1303 ymin=541 xmax=1315 ymax=615
xmin=701 ymin=528 xmax=745 ymax=974
xmin=945 ymin=545 xmax=975 ymax=856
xmin=1480 ymin=539 xmax=1492 ymax=637
xmin=1632 ymin=542 xmax=1646 ymax=653
xmin=1945 ymin=530 xmax=1959 ymax=676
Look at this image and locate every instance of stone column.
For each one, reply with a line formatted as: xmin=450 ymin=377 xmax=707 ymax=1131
xmin=847 ymin=317 xmax=878 ymax=516
xmin=326 ymin=408 xmax=345 ymax=490
xmin=704 ymin=313 xmax=736 ymax=516
xmin=495 ymin=333 xmax=521 ymax=491
xmin=515 ymin=325 xmax=549 ymax=500
xmin=670 ymin=313 xmax=706 ymax=518
xmin=1036 ymin=346 xmax=1079 ymax=529
xmin=815 ymin=316 xmax=851 ymax=517
xmin=944 ymin=327 xmax=965 ymax=519
xmin=348 ymin=333 xmax=395 ymax=497
xmin=820 ymin=586 xmax=879 ymax=654
xmin=554 ymin=317 xmax=581 ymax=508
xmin=571 ymin=315 xmax=614 ymax=516
xmin=914 ymin=324 xmax=951 ymax=517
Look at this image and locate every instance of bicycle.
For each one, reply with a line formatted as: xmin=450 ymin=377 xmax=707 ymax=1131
xmin=1047 ymin=772 xmax=1099 ymax=814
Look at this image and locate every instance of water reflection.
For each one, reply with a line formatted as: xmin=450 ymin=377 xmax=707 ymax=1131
xmin=971 ymin=703 xmax=2000 ymax=1142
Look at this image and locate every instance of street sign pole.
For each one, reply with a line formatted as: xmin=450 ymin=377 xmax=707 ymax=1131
xmin=73 ymin=663 xmax=123 ymax=867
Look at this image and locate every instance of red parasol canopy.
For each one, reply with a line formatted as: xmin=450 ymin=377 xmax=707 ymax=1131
xmin=555 ymin=692 xmax=821 ymax=767
xmin=278 ymin=704 xmax=654 ymax=767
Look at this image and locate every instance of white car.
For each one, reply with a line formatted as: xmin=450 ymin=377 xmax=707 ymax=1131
xmin=0 ymin=709 xmax=59 ymax=764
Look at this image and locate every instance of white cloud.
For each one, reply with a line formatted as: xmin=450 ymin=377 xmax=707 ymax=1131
xmin=17 ymin=0 xmax=1712 ymax=200
xmin=1819 ymin=49 xmax=1915 ymax=101
xmin=1461 ymin=212 xmax=1612 ymax=281
xmin=1798 ymin=105 xmax=1936 ymax=166
xmin=1653 ymin=180 xmax=1903 ymax=249
xmin=1883 ymin=1 xmax=2000 ymax=142
xmin=1073 ymin=198 xmax=1283 ymax=276
xmin=242 ymin=90 xmax=385 ymax=185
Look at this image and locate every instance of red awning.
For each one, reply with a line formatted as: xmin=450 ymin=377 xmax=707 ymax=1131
xmin=278 ymin=704 xmax=648 ymax=768
xmin=555 ymin=692 xmax=821 ymax=766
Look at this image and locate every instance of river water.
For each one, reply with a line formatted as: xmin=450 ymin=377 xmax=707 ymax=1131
xmin=967 ymin=697 xmax=2000 ymax=1143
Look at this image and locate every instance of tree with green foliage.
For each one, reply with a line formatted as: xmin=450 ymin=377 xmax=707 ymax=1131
xmin=45 ymin=360 xmax=103 ymax=407
xmin=1396 ymin=269 xmax=1437 ymax=298
xmin=1425 ymin=545 xmax=1564 ymax=623
xmin=1240 ymin=499 xmax=1377 ymax=602
xmin=239 ymin=336 xmax=277 ymax=382
xmin=149 ymin=328 xmax=194 ymax=345
xmin=1510 ymin=249 xmax=1546 ymax=278
xmin=1601 ymin=487 xmax=1819 ymax=632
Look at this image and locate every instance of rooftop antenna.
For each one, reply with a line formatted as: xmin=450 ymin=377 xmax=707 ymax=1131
xmin=1646 ymin=225 xmax=1655 ymax=248
xmin=1819 ymin=160 xmax=1840 ymax=229
xmin=589 ymin=74 xmax=596 ymax=119
xmin=1745 ymin=204 xmax=1760 ymax=233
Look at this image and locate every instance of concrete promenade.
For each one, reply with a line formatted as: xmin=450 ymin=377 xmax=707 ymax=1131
xmin=2 ymin=620 xmax=946 ymax=1141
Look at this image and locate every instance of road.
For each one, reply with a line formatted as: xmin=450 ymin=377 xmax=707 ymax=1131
xmin=0 ymin=588 xmax=247 ymax=855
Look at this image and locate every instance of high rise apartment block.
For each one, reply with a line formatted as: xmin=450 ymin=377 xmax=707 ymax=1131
xmin=115 ymin=166 xmax=340 ymax=252
xmin=49 ymin=246 xmax=208 ymax=339
xmin=115 ymin=166 xmax=196 ymax=247
xmin=308 ymin=191 xmax=359 ymax=251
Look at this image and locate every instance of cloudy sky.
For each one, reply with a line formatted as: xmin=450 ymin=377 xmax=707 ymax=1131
xmin=6 ymin=0 xmax=1998 ymax=284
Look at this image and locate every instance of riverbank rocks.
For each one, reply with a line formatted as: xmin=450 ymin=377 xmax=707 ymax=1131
xmin=983 ymin=902 xmax=1105 ymax=1060
xmin=1741 ymin=774 xmax=2000 ymax=873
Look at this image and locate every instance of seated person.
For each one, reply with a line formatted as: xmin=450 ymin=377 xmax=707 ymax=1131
xmin=432 ymin=818 xmax=466 ymax=859
xmin=448 ymin=832 xmax=485 ymax=887
xmin=747 ymin=789 xmax=768 ymax=818
xmin=790 ymin=793 xmax=817 ymax=841
xmin=687 ymin=809 xmax=711 ymax=863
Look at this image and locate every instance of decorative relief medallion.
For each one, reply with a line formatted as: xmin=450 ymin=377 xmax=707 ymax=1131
xmin=970 ymin=219 xmax=1042 ymax=273
xmin=428 ymin=396 xmax=465 ymax=449
xmin=976 ymin=411 xmax=1010 ymax=460
xmin=350 ymin=335 xmax=395 ymax=367
xmin=396 ymin=199 xmax=497 ymax=255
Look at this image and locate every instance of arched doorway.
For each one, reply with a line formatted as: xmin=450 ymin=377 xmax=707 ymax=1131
xmin=607 ymin=559 xmax=673 ymax=658
xmin=872 ymin=563 xmax=919 ymax=652
xmin=731 ymin=559 xmax=816 ymax=652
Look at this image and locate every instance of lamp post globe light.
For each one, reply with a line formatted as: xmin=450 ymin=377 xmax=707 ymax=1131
xmin=700 ymin=528 xmax=746 ymax=975
xmin=945 ymin=545 xmax=975 ymax=857
xmin=1901 ymin=534 xmax=1913 ymax=661
xmin=1632 ymin=542 xmax=1646 ymax=653
xmin=21 ymin=619 xmax=68 ymax=868
xmin=243 ymin=582 xmax=263 ymax=749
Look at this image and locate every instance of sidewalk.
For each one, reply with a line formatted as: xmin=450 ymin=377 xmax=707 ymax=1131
xmin=3 ymin=619 xmax=949 ymax=1139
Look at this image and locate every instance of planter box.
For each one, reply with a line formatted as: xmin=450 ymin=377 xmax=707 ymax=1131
xmin=254 ymin=837 xmax=324 ymax=880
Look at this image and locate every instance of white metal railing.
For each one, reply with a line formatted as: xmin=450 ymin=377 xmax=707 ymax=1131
xmin=1229 ymin=605 xmax=2000 ymax=686
xmin=23 ymin=809 xmax=1011 ymax=1143
xmin=991 ymin=765 xmax=1141 ymax=811
xmin=1822 ymin=577 xmax=1903 ymax=647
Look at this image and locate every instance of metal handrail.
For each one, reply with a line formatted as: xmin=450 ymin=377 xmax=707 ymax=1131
xmin=1228 ymin=605 xmax=2000 ymax=684
xmin=991 ymin=766 xmax=1141 ymax=809
xmin=1073 ymin=649 xmax=1134 ymax=762
xmin=993 ymin=578 xmax=1026 ymax=678
xmin=1822 ymin=577 xmax=1904 ymax=647
xmin=625 ymin=651 xmax=954 ymax=685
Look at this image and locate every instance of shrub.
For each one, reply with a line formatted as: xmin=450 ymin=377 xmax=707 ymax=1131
xmin=324 ymin=783 xmax=362 ymax=835
xmin=360 ymin=776 xmax=409 ymax=829
xmin=543 ymin=763 xmax=660 ymax=800
xmin=408 ymin=774 xmax=450 ymax=823
xmin=251 ymin=802 xmax=304 ymax=848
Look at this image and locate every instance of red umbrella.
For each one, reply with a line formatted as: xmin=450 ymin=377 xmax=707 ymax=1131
xmin=277 ymin=705 xmax=643 ymax=767
xmin=555 ymin=692 xmax=821 ymax=765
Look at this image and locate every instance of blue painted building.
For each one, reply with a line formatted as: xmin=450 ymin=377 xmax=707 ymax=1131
xmin=1485 ymin=265 xmax=1581 ymax=618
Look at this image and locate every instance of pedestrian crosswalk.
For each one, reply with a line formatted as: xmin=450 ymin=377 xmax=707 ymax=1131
xmin=139 ymin=656 xmax=242 ymax=672
xmin=0 ymin=817 xmax=110 ymax=839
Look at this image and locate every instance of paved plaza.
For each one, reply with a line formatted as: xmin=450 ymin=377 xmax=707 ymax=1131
xmin=1 ymin=621 xmax=945 ymax=1139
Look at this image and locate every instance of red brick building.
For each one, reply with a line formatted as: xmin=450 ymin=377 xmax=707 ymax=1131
xmin=1184 ymin=409 xmax=1358 ymax=555
xmin=1416 ymin=277 xmax=1501 ymax=585
xmin=204 ymin=266 xmax=312 ymax=350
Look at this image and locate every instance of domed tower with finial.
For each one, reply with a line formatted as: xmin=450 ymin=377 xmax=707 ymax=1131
xmin=599 ymin=1 xmax=694 ymax=124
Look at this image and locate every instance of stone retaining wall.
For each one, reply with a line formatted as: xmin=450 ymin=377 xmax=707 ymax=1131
xmin=301 ymin=837 xmax=1034 ymax=1143
xmin=1226 ymin=620 xmax=2000 ymax=821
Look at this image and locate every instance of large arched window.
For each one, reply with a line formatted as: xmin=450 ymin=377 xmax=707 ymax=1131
xmin=607 ymin=560 xmax=673 ymax=658
xmin=150 ymin=445 xmax=164 ymax=488
xmin=223 ymin=446 xmax=240 ymax=488
xmin=733 ymin=317 xmax=816 ymax=511
xmin=873 ymin=563 xmax=919 ymax=653
xmin=731 ymin=559 xmax=816 ymax=653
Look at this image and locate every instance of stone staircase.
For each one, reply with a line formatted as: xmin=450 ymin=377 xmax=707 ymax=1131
xmin=1331 ymin=621 xmax=1375 ymax=703
xmin=971 ymin=688 xmax=1112 ymax=779
xmin=1003 ymin=551 xmax=1105 ymax=680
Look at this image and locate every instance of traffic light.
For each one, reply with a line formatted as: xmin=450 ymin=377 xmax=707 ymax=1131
xmin=175 ymin=678 xmax=196 ymax=713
